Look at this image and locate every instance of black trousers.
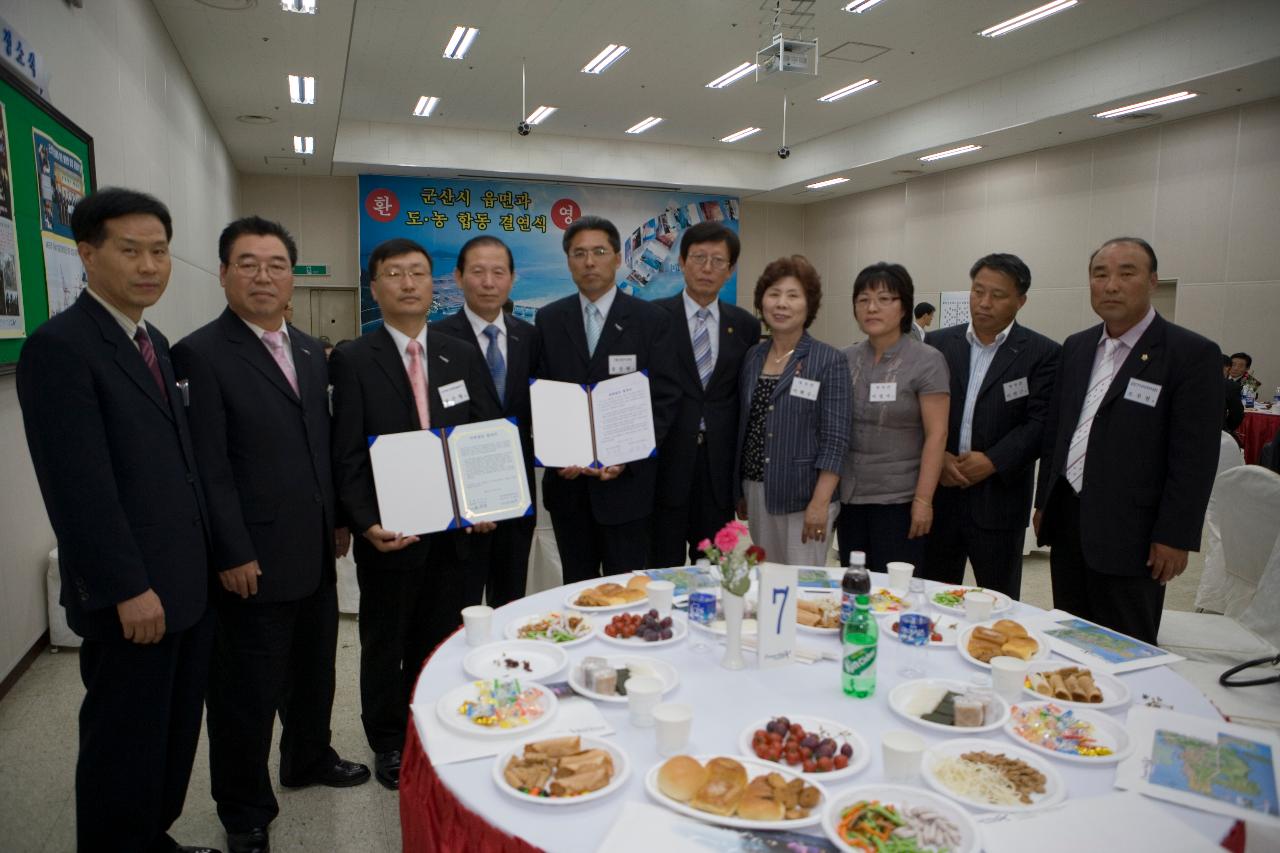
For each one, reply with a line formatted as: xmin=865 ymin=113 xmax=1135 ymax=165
xmin=356 ymin=537 xmax=465 ymax=753
xmin=922 ymin=492 xmax=1027 ymax=598
xmin=835 ymin=501 xmax=927 ymax=573
xmin=649 ymin=438 xmax=733 ymax=568
xmin=1047 ymin=484 xmax=1166 ymax=645
xmin=549 ymin=490 xmax=650 ymax=585
xmin=76 ymin=609 xmax=214 ymax=853
xmin=206 ymin=580 xmax=340 ymax=832
xmin=462 ymin=515 xmax=535 ymax=608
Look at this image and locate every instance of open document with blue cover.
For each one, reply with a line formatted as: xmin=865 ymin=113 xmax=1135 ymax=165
xmin=529 ymin=371 xmax=657 ymax=468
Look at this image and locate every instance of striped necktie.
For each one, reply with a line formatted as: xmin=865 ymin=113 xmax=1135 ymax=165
xmin=1065 ymin=337 xmax=1123 ymax=493
xmin=483 ymin=324 xmax=506 ymax=407
xmin=692 ymin=308 xmax=713 ymax=388
xmin=585 ymin=302 xmax=603 ymax=357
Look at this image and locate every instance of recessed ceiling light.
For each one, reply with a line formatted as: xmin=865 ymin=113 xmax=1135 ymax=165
xmin=843 ymin=0 xmax=887 ymax=12
xmin=706 ymin=62 xmax=757 ymax=89
xmin=281 ymin=0 xmax=315 ymax=12
xmin=919 ymin=144 xmax=983 ymax=162
xmin=288 ymin=74 xmax=315 ymax=104
xmin=807 ymin=177 xmax=850 ymax=189
xmin=1093 ymin=91 xmax=1197 ymax=118
xmin=526 ymin=105 xmax=557 ymax=126
xmin=443 ymin=26 xmax=479 ymax=59
xmin=978 ymin=0 xmax=1077 ymax=37
xmin=412 ymin=96 xmax=441 ymax=117
xmin=818 ymin=78 xmax=878 ymax=103
xmin=720 ymin=127 xmax=762 ymax=143
xmin=582 ymin=44 xmax=630 ymax=74
xmin=625 ymin=116 xmax=663 ymax=134
xmin=293 ymin=135 xmax=314 ymax=155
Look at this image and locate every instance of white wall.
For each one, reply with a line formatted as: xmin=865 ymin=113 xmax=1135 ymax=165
xmin=0 ymin=0 xmax=238 ymax=682
xmin=238 ymin=175 xmax=360 ymax=286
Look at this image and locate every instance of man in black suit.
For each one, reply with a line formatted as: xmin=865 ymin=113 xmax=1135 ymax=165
xmin=534 ymin=216 xmax=679 ymax=583
xmin=649 ymin=222 xmax=760 ymax=567
xmin=923 ymin=253 xmax=1060 ymax=598
xmin=331 ymin=238 xmax=500 ymax=789
xmin=17 ymin=189 xmax=219 ymax=853
xmin=172 ymin=217 xmax=369 ymax=853
xmin=1035 ymin=237 xmax=1220 ymax=644
xmin=431 ymin=235 xmax=540 ymax=607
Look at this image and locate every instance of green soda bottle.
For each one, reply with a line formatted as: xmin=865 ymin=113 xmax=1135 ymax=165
xmin=842 ymin=593 xmax=877 ymax=698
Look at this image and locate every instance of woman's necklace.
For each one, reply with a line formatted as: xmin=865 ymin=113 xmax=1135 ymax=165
xmin=769 ymin=346 xmax=795 ymax=365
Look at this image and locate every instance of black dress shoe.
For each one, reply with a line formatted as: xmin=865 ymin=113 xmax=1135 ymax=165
xmin=281 ymin=757 xmax=371 ymax=789
xmin=226 ymin=827 xmax=269 ymax=853
xmin=375 ymin=749 xmax=401 ymax=790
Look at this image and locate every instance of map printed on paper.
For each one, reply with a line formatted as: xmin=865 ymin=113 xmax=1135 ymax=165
xmin=1150 ymin=730 xmax=1278 ymax=818
xmin=1043 ymin=618 xmax=1166 ymax=664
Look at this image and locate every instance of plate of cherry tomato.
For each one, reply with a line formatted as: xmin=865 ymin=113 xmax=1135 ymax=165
xmin=738 ymin=714 xmax=870 ymax=781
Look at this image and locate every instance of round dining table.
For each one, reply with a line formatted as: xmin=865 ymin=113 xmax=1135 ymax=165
xmin=400 ymin=572 xmax=1239 ymax=853
xmin=1238 ymin=407 xmax=1280 ymax=465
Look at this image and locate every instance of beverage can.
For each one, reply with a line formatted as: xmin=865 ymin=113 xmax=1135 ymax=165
xmin=688 ymin=592 xmax=716 ymax=626
xmin=897 ymin=613 xmax=931 ymax=648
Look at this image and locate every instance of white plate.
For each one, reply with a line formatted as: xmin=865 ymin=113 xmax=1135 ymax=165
xmin=823 ymin=784 xmax=980 ymax=853
xmin=1004 ymin=700 xmax=1133 ymax=765
xmin=435 ymin=680 xmax=558 ymax=738
xmin=921 ymin=737 xmax=1067 ymax=813
xmin=492 ymin=735 xmax=630 ymax=806
xmin=888 ymin=678 xmax=1011 ymax=735
xmin=644 ymin=754 xmax=828 ymax=830
xmin=503 ymin=612 xmax=595 ymax=648
xmin=796 ymin=591 xmax=841 ymax=634
xmin=563 ymin=586 xmax=647 ymax=613
xmin=929 ymin=586 xmax=1014 ymax=617
xmin=956 ymin=620 xmax=1051 ymax=669
xmin=1020 ymin=662 xmax=1131 ymax=711
xmin=735 ymin=715 xmax=871 ymax=782
xmin=462 ymin=640 xmax=568 ymax=682
xmin=888 ymin=615 xmax=961 ymax=648
xmin=867 ymin=587 xmax=912 ymax=615
xmin=596 ymin=612 xmax=688 ymax=648
xmin=567 ymin=656 xmax=679 ymax=703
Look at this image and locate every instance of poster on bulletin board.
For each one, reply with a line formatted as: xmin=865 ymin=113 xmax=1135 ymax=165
xmin=357 ymin=175 xmax=739 ymax=333
xmin=938 ymin=290 xmax=971 ymax=329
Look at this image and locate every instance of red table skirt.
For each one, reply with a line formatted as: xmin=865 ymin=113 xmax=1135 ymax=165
xmin=1237 ymin=410 xmax=1280 ymax=465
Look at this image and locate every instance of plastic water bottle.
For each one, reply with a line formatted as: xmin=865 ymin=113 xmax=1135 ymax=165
xmin=1273 ymin=386 xmax=1280 ymax=407
xmin=842 ymin=594 xmax=878 ymax=698
xmin=897 ymin=578 xmax=931 ymax=679
xmin=841 ymin=551 xmax=869 ymax=625
xmin=1243 ymin=384 xmax=1255 ymax=409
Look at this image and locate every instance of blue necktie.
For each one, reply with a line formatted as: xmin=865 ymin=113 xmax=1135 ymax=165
xmin=483 ymin=324 xmax=506 ymax=407
xmin=585 ymin=302 xmax=603 ymax=357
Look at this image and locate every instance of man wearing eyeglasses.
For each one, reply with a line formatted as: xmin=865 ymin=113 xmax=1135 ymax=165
xmin=173 ymin=217 xmax=368 ymax=853
xmin=649 ymin=222 xmax=760 ymax=567
xmin=534 ymin=216 xmax=679 ymax=582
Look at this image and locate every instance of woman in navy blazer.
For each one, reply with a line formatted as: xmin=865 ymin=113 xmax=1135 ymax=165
xmin=734 ymin=256 xmax=851 ymax=566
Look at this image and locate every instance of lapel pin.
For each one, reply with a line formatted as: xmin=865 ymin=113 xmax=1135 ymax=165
xmin=1140 ymin=353 xmax=1149 ymax=362
xmin=614 ymin=323 xmax=623 ymax=331
xmin=727 ymin=326 xmax=734 ymax=335
xmin=439 ymin=354 xmax=450 ymax=363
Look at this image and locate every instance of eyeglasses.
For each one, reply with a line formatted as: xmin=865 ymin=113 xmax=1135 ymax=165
xmin=854 ymin=294 xmax=901 ymax=309
xmin=378 ymin=269 xmax=432 ymax=281
xmin=686 ymin=254 xmax=730 ymax=271
xmin=569 ymin=247 xmax=613 ymax=261
xmin=234 ymin=260 xmax=292 ymax=279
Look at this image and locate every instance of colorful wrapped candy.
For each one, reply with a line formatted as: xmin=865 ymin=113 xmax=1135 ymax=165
xmin=1009 ymin=702 xmax=1113 ymax=757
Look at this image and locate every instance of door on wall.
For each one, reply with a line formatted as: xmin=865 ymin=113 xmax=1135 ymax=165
xmin=293 ymin=287 xmax=358 ymax=344
xmin=1152 ymin=279 xmax=1177 ymax=322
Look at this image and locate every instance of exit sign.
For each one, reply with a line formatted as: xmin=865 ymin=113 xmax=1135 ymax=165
xmin=293 ymin=264 xmax=329 ymax=276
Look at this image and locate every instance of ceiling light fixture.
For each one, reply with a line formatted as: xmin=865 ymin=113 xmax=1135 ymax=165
xmin=281 ymin=0 xmax=316 ymax=12
xmin=720 ymin=126 xmax=762 ymax=143
xmin=807 ymin=177 xmax=850 ymax=189
xmin=582 ymin=43 xmax=630 ymax=74
xmin=412 ymin=96 xmax=441 ymax=117
xmin=293 ymin=135 xmax=314 ymax=155
xmin=818 ymin=78 xmax=878 ymax=103
xmin=287 ymin=74 xmax=315 ymax=104
xmin=625 ymin=116 xmax=663 ymax=134
xmin=843 ymin=0 xmax=887 ymax=12
xmin=1093 ymin=90 xmax=1197 ymax=118
xmin=978 ymin=0 xmax=1077 ymax=37
xmin=919 ymin=144 xmax=983 ymax=162
xmin=706 ymin=62 xmax=757 ymax=89
xmin=526 ymin=105 xmax=557 ymax=126
xmin=443 ymin=26 xmax=479 ymax=59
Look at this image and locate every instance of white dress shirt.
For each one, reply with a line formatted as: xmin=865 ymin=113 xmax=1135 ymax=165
xmin=462 ymin=304 xmax=507 ymax=363
xmin=86 ymin=286 xmax=147 ymax=347
xmin=958 ymin=320 xmax=1014 ymax=453
xmin=682 ymin=290 xmax=719 ymax=367
xmin=384 ymin=323 xmax=429 ymax=386
xmin=578 ymin=286 xmax=618 ymax=333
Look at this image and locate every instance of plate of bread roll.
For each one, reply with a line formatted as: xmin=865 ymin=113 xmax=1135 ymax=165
xmin=1021 ymin=662 xmax=1130 ymax=710
xmin=648 ymin=754 xmax=828 ymax=829
xmin=567 ymin=576 xmax=652 ymax=611
xmin=958 ymin=619 xmax=1050 ymax=668
xmin=494 ymin=735 xmax=629 ymax=805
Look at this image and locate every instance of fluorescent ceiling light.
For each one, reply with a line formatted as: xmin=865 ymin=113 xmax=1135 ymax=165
xmin=843 ymin=0 xmax=887 ymax=12
xmin=582 ymin=43 xmax=630 ymax=74
xmin=293 ymin=135 xmax=314 ymax=155
xmin=706 ymin=62 xmax=757 ymax=89
xmin=720 ymin=127 xmax=761 ymax=143
xmin=807 ymin=177 xmax=849 ymax=189
xmin=979 ymin=0 xmax=1077 ymax=37
xmin=412 ymin=96 xmax=441 ymax=117
xmin=443 ymin=26 xmax=479 ymax=59
xmin=818 ymin=78 xmax=878 ymax=103
xmin=1093 ymin=91 xmax=1197 ymax=118
xmin=625 ymin=116 xmax=663 ymax=134
xmin=526 ymin=105 xmax=557 ymax=126
xmin=281 ymin=0 xmax=316 ymax=12
xmin=288 ymin=74 xmax=315 ymax=104
xmin=919 ymin=144 xmax=982 ymax=162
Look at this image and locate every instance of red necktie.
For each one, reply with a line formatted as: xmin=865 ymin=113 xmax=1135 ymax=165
xmin=133 ymin=326 xmax=168 ymax=398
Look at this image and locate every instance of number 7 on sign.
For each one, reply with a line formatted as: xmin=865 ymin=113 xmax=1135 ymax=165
xmin=772 ymin=587 xmax=789 ymax=634
xmin=757 ymin=563 xmax=798 ymax=669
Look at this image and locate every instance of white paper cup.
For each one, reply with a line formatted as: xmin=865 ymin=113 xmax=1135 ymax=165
xmin=964 ymin=592 xmax=995 ymax=622
xmin=460 ymin=605 xmax=493 ymax=647
xmin=881 ymin=729 xmax=926 ymax=783
xmin=646 ymin=580 xmax=676 ymax=615
xmin=886 ymin=562 xmax=914 ymax=593
xmin=626 ymin=676 xmax=664 ymax=727
xmin=652 ymin=702 xmax=693 ymax=756
xmin=991 ymin=655 xmax=1029 ymax=702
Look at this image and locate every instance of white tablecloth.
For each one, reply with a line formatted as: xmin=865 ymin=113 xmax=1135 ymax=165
xmin=412 ymin=572 xmax=1234 ymax=852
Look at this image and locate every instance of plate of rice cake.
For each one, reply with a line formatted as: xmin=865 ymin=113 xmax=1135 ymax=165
xmin=1021 ymin=663 xmax=1130 ymax=710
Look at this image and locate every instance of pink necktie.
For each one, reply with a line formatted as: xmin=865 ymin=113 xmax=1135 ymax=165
xmin=262 ymin=330 xmax=299 ymax=396
xmin=406 ymin=339 xmax=430 ymax=429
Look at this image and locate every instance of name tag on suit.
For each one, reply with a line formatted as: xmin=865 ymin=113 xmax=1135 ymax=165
xmin=869 ymin=382 xmax=897 ymax=402
xmin=609 ymin=354 xmax=637 ymax=375
xmin=438 ymin=379 xmax=470 ymax=408
xmin=790 ymin=377 xmax=820 ymax=400
xmin=1003 ymin=377 xmax=1029 ymax=402
xmin=1124 ymin=377 xmax=1161 ymax=407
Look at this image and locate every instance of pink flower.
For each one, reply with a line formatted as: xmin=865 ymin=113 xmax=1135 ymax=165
xmin=696 ymin=539 xmax=713 ymax=554
xmin=714 ymin=527 xmax=740 ymax=553
xmin=728 ymin=520 xmax=749 ymax=536
xmin=745 ymin=545 xmax=766 ymax=563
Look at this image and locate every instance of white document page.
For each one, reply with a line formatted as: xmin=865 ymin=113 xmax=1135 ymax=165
xmin=590 ymin=371 xmax=656 ymax=467
xmin=529 ymin=379 xmax=595 ymax=467
xmin=368 ymin=430 xmax=456 ymax=535
xmin=445 ymin=419 xmax=531 ymax=524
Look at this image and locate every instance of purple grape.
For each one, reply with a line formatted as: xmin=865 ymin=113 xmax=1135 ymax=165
xmin=661 ymin=628 xmax=673 ymax=640
xmin=648 ymin=609 xmax=659 ymax=619
xmin=801 ymin=734 xmax=819 ymax=750
xmin=776 ymin=716 xmax=791 ymax=731
xmin=840 ymin=743 xmax=853 ymax=758
xmin=661 ymin=616 xmax=673 ymax=628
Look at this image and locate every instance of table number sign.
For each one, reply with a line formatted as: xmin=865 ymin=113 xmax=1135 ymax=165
xmin=756 ymin=562 xmax=798 ymax=669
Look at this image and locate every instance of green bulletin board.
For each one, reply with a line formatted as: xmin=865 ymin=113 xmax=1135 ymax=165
xmin=0 ymin=61 xmax=95 ymax=366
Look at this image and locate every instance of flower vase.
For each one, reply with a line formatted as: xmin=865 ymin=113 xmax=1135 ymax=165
xmin=720 ymin=591 xmax=746 ymax=671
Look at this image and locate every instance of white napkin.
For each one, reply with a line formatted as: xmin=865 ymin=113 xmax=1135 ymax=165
xmin=980 ymin=792 xmax=1220 ymax=853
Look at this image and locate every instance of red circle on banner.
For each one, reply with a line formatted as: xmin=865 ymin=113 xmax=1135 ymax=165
xmin=550 ymin=198 xmax=581 ymax=230
xmin=365 ymin=189 xmax=400 ymax=222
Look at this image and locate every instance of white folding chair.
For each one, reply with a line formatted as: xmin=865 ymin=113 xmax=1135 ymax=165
xmin=1193 ymin=434 xmax=1248 ymax=612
